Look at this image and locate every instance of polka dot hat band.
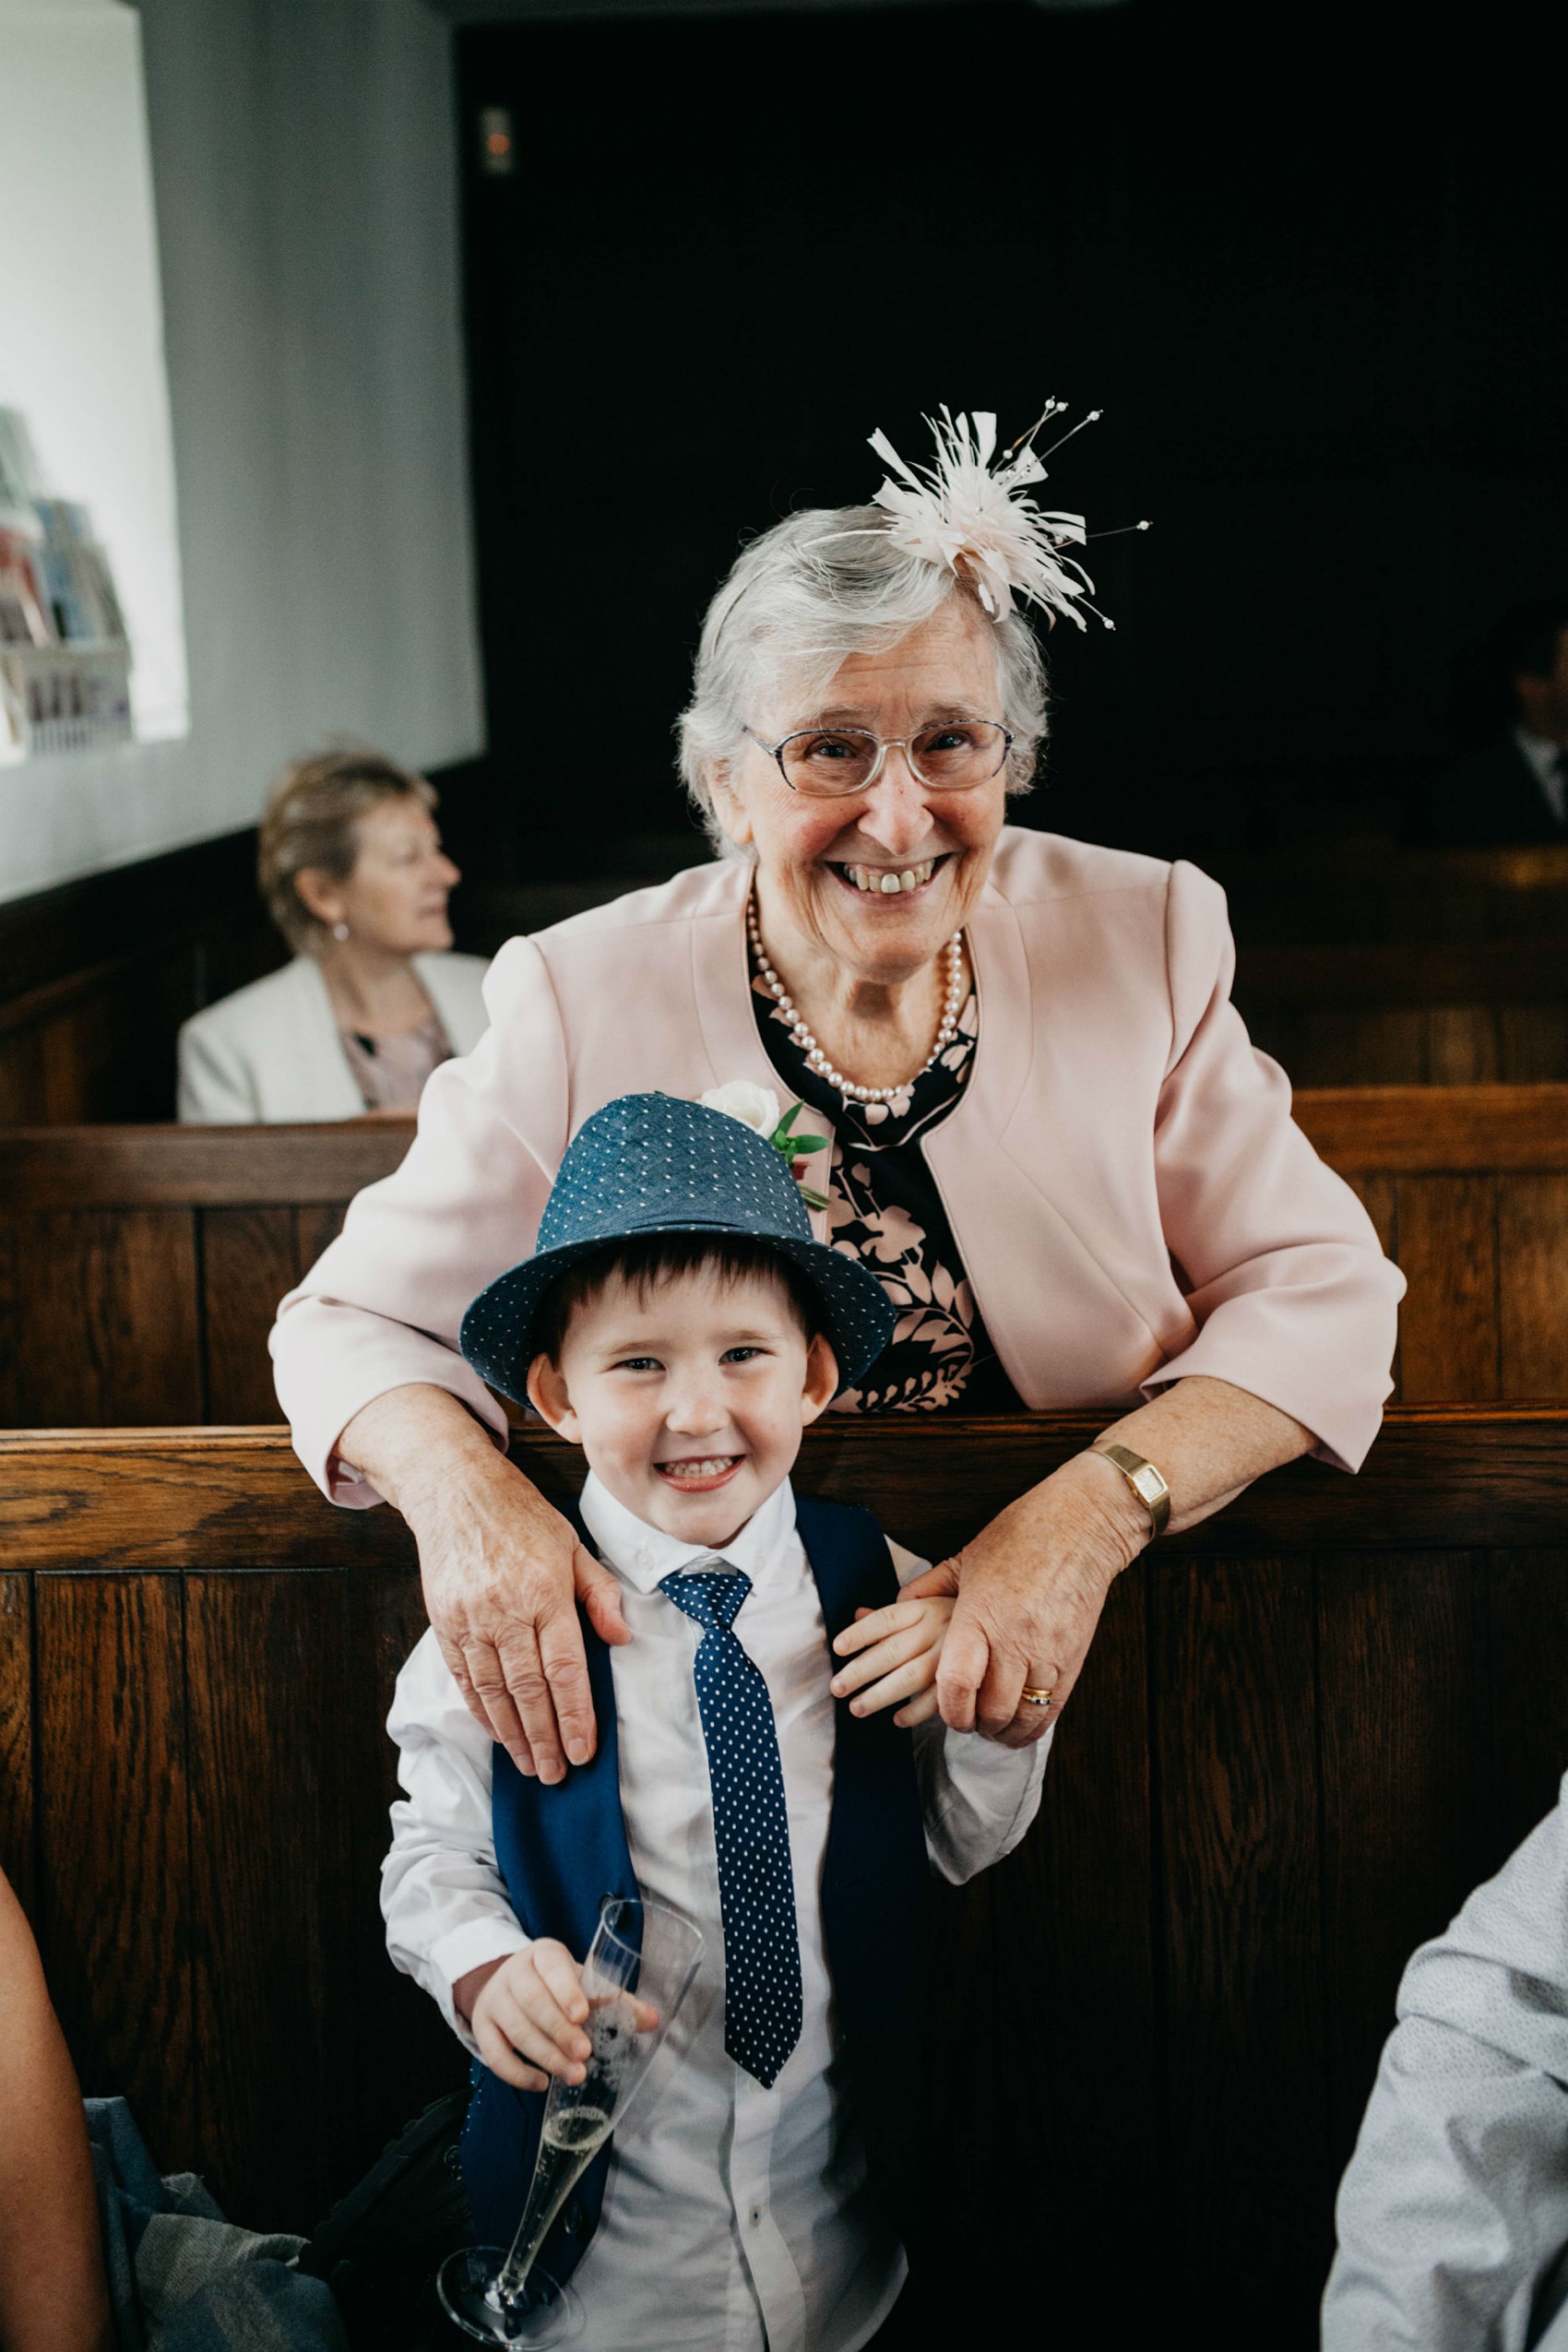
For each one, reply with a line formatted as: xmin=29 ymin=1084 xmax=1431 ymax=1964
xmin=457 ymin=1092 xmax=896 ymax=1400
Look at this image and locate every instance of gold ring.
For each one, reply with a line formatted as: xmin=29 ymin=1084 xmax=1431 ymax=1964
xmin=1019 ymin=1684 xmax=1055 ymax=1708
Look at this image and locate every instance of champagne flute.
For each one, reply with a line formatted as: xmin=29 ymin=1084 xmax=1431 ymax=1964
xmin=438 ymin=1895 xmax=704 ymax=2346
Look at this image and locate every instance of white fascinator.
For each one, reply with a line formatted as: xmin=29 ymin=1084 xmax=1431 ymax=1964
xmin=866 ymin=402 xmax=1146 ymax=632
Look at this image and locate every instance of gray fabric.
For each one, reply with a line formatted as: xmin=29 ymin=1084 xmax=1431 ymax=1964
xmin=1324 ymin=1775 xmax=1568 ymax=2349
xmin=85 ymin=2098 xmax=346 ymax=2352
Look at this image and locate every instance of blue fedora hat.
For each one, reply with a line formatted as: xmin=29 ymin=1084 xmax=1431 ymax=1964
xmin=459 ymin=1092 xmax=896 ymax=1401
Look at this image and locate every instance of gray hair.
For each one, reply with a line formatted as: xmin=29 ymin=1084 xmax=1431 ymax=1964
xmin=676 ymin=505 xmax=1048 ymax=852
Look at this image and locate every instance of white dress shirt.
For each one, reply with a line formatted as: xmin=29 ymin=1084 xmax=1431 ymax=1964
xmin=1324 ymin=1771 xmax=1568 ymax=2350
xmin=384 ymin=1471 xmax=1047 ymax=2352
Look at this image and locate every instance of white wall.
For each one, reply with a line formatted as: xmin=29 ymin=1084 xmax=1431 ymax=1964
xmin=0 ymin=0 xmax=187 ymax=744
xmin=0 ymin=0 xmax=482 ymax=906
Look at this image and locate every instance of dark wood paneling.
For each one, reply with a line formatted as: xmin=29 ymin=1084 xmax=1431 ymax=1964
xmin=186 ymin=1573 xmax=356 ymax=2229
xmin=0 ymin=1573 xmax=32 ymax=1908
xmin=1391 ymin=1177 xmax=1500 ymax=1401
xmin=32 ymin=1573 xmax=194 ymax=2166
xmin=1295 ymin=1084 xmax=1568 ymax=1170
xmin=1498 ymin=1174 xmax=1568 ymax=1397
xmin=0 ymin=1123 xmax=412 ymax=1209
xmin=343 ymin=1569 xmax=467 ymax=2163
xmin=4 ymin=1086 xmax=1568 ymax=1431
xmin=201 ymin=1207 xmax=310 ymax=1423
xmin=5 ymin=1411 xmax=1568 ymax=1570
xmin=1484 ymin=1548 xmax=1568 ymax=1866
xmin=1156 ymin=1555 xmax=1326 ymax=2338
xmin=1317 ymin=1552 xmax=1478 ymax=2166
xmin=5 ymin=1208 xmax=203 ymax=1425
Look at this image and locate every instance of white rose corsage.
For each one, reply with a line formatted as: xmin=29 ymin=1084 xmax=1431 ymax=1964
xmin=700 ymin=1081 xmax=829 ymax=1210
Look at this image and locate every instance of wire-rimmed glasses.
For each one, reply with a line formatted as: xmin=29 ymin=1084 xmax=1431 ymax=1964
xmin=742 ymin=718 xmax=1013 ymax=798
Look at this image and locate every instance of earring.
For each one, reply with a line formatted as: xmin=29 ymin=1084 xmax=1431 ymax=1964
xmin=331 ymin=921 xmax=350 ymax=942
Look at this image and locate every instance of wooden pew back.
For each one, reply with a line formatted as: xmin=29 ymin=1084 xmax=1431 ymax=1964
xmin=5 ymin=1415 xmax=1567 ymax=2346
xmin=0 ymin=1123 xmax=411 ymax=1424
xmin=5 ymin=1092 xmax=1568 ymax=1425
xmin=1301 ymin=1086 xmax=1568 ymax=1398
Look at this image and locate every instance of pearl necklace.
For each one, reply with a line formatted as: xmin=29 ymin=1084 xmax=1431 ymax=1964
xmin=746 ymin=901 xmax=966 ymax=1107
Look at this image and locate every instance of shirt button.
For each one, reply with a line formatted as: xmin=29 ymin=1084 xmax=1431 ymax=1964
xmin=750 ymin=2208 xmax=762 ymax=2227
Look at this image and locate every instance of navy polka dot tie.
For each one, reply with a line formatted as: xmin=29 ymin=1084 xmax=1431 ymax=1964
xmin=659 ymin=1566 xmax=803 ymax=2088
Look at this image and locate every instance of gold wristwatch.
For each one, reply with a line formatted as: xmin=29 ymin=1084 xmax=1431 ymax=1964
xmin=1089 ymin=1441 xmax=1171 ymax=1539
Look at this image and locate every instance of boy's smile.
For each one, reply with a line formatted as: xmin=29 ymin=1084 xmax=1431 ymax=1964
xmin=527 ymin=1264 xmax=837 ymax=1548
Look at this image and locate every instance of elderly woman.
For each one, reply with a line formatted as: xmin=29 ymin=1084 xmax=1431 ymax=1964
xmin=272 ymin=408 xmax=1401 ymax=1785
xmin=178 ymin=746 xmax=489 ymax=1123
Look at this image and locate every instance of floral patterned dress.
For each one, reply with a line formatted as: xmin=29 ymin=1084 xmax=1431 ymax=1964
xmin=749 ymin=961 xmax=1025 ymax=1414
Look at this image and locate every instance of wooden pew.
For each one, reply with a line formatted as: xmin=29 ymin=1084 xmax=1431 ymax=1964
xmin=1295 ymin=1085 xmax=1568 ymax=1399
xmin=1237 ymin=937 xmax=1568 ymax=1084
xmin=5 ymin=1089 xmax=1568 ymax=1428
xmin=5 ymin=1414 xmax=1566 ymax=2347
xmin=0 ymin=1122 xmax=412 ymax=1424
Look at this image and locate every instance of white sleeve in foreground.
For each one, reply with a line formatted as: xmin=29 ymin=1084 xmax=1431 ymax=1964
xmin=1324 ymin=1776 xmax=1568 ymax=2351
xmin=382 ymin=1628 xmax=530 ymax=2054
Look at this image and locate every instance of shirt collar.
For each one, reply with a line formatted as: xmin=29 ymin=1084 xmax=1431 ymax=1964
xmin=578 ymin=1469 xmax=798 ymax=1595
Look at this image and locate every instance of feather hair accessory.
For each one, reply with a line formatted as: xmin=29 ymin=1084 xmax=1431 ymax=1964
xmin=866 ymin=402 xmax=1146 ymax=632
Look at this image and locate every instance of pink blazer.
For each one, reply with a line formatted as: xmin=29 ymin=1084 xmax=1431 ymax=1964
xmin=272 ymin=828 xmax=1403 ymax=1502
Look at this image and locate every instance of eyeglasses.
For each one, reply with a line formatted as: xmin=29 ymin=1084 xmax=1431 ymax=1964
xmin=742 ymin=718 xmax=1013 ymax=799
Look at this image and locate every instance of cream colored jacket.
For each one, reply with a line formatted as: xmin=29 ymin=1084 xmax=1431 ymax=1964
xmin=271 ymin=830 xmax=1404 ymax=1502
xmin=177 ymin=951 xmax=491 ymax=1124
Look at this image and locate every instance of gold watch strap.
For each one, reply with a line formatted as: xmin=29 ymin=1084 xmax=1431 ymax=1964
xmin=1090 ymin=1441 xmax=1171 ymax=1539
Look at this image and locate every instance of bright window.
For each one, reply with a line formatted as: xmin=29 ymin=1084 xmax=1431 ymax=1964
xmin=0 ymin=0 xmax=188 ymax=762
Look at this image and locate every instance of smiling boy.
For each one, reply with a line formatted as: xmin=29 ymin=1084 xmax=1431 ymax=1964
xmin=382 ymin=1093 xmax=1046 ymax=2352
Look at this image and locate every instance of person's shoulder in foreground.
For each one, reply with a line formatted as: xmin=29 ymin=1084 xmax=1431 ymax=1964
xmin=1324 ymin=1771 xmax=1568 ymax=2351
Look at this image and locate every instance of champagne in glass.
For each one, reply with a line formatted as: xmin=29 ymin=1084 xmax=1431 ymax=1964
xmin=438 ymin=1896 xmax=704 ymax=2346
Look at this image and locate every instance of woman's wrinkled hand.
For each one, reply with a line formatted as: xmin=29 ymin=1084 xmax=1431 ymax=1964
xmin=406 ymin=1448 xmax=629 ymax=1785
xmin=902 ymin=1452 xmax=1151 ymax=1746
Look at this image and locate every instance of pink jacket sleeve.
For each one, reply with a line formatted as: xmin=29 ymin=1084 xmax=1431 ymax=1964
xmin=269 ymin=936 xmax=568 ymax=1504
xmin=1139 ymin=861 xmax=1403 ymax=1467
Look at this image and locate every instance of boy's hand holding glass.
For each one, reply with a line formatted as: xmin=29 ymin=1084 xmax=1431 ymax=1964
xmin=459 ymin=1942 xmax=659 ymax=2094
xmin=829 ymin=1591 xmax=956 ymax=1726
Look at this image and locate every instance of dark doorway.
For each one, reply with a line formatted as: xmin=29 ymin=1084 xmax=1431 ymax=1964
xmin=457 ymin=1 xmax=1565 ymax=878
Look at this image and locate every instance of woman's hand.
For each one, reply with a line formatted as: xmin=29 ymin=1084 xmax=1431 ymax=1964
xmin=337 ymin=1384 xmax=629 ymax=1783
xmin=905 ymin=1452 xmax=1150 ymax=1746
xmin=829 ymin=1595 xmax=955 ymax=1727
xmin=908 ymin=1379 xmax=1315 ymax=1745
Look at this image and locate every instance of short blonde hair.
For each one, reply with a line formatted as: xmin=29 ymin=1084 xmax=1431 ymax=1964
xmin=258 ymin=747 xmax=436 ymax=952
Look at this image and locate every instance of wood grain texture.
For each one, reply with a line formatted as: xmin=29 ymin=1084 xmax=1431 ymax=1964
xmin=1484 ymin=1550 xmax=1568 ymax=1870
xmin=947 ymin=1562 xmax=1158 ymax=2332
xmin=342 ymin=1570 xmax=466 ymax=2171
xmin=1155 ymin=1554 xmax=1327 ymax=2337
xmin=6 ymin=1412 xmax=1568 ymax=1566
xmin=1317 ymin=1552 xmax=1478 ymax=2167
xmin=200 ymin=1206 xmax=303 ymax=1423
xmin=185 ymin=1573 xmax=356 ymax=2229
xmin=0 ymin=1123 xmax=414 ymax=1211
xmin=0 ymin=1573 xmax=33 ymax=1910
xmin=1295 ymin=1085 xmax=1568 ymax=1171
xmin=33 ymin=1573 xmax=193 ymax=2163
xmin=6 ymin=1210 xmax=203 ymax=1426
xmin=1391 ymin=1177 xmax=1500 ymax=1400
xmin=1498 ymin=1175 xmax=1568 ymax=1397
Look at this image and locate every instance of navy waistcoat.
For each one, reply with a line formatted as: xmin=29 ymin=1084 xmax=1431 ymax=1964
xmin=460 ymin=1493 xmax=930 ymax=2273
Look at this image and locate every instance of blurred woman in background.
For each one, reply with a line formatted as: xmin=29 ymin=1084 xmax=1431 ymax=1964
xmin=178 ymin=747 xmax=489 ymax=1123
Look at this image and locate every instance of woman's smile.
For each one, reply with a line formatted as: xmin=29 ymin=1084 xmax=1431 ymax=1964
xmin=825 ymin=849 xmax=956 ymax=897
